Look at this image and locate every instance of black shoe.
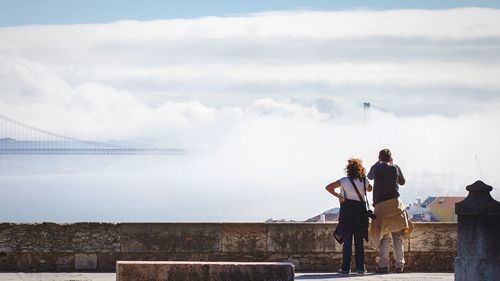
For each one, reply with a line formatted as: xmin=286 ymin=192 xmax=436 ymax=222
xmin=356 ymin=269 xmax=367 ymax=275
xmin=375 ymin=267 xmax=388 ymax=274
xmin=338 ymin=269 xmax=350 ymax=275
xmin=395 ymin=267 xmax=404 ymax=273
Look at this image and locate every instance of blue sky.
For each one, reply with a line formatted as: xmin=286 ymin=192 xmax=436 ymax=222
xmin=1 ymin=0 xmax=500 ymax=26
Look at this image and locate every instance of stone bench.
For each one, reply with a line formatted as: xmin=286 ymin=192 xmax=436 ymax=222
xmin=116 ymin=261 xmax=295 ymax=281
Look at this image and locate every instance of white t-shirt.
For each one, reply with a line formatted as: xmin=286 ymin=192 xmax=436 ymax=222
xmin=338 ymin=177 xmax=369 ymax=202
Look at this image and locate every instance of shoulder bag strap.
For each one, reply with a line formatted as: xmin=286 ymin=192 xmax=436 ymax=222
xmin=348 ymin=177 xmax=365 ymax=202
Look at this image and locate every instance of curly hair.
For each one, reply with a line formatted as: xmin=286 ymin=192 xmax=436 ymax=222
xmin=345 ymin=158 xmax=366 ymax=180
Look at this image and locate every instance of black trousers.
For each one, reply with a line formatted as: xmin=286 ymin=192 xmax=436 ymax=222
xmin=341 ymin=230 xmax=365 ymax=272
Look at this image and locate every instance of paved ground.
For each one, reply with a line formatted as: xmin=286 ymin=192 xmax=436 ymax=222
xmin=0 ymin=272 xmax=454 ymax=280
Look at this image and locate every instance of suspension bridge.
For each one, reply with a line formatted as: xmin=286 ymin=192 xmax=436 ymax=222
xmin=0 ymin=114 xmax=186 ymax=155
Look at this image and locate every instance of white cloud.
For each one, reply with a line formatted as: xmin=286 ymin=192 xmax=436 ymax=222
xmin=1 ymin=9 xmax=499 ymax=221
xmin=0 ymin=8 xmax=499 ymax=115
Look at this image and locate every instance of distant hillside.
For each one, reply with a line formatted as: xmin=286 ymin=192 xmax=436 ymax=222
xmin=306 ymin=207 xmax=340 ymax=222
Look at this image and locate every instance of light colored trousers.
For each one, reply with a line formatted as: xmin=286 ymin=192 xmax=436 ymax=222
xmin=377 ymin=231 xmax=405 ymax=269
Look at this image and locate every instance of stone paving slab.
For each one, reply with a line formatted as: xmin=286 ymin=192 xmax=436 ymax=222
xmin=296 ymin=272 xmax=453 ymax=280
xmin=0 ymin=272 xmax=453 ymax=281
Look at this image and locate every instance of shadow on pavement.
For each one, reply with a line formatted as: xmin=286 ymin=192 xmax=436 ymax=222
xmin=296 ymin=273 xmax=345 ymax=279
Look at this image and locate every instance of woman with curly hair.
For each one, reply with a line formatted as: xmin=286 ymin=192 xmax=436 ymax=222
xmin=325 ymin=158 xmax=373 ymax=275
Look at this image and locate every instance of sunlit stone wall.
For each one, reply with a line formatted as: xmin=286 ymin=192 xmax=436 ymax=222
xmin=0 ymin=222 xmax=456 ymax=272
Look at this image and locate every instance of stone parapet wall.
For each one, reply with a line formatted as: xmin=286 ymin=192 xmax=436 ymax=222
xmin=0 ymin=222 xmax=456 ymax=272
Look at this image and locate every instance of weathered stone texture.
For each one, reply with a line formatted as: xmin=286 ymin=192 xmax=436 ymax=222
xmin=75 ymin=253 xmax=97 ymax=270
xmin=409 ymin=223 xmax=456 ymax=252
xmin=0 ymin=252 xmax=16 ymax=271
xmin=267 ymin=223 xmax=336 ymax=253
xmin=455 ymin=181 xmax=500 ymax=281
xmin=0 ymin=222 xmax=456 ymax=272
xmin=55 ymin=254 xmax=74 ymax=271
xmin=0 ymin=223 xmax=75 ymax=253
xmin=70 ymin=223 xmax=121 ymax=253
xmin=221 ymin=223 xmax=266 ymax=253
xmin=116 ymin=261 xmax=294 ymax=281
xmin=121 ymin=223 xmax=221 ymax=253
xmin=0 ymin=223 xmax=120 ymax=253
xmin=96 ymin=252 xmax=122 ymax=271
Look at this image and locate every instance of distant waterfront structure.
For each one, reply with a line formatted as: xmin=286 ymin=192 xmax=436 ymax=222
xmin=0 ymin=114 xmax=184 ymax=155
xmin=319 ymin=213 xmax=326 ymax=222
xmin=363 ymin=102 xmax=370 ymax=122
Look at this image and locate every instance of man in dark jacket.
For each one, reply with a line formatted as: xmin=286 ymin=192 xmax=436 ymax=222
xmin=367 ymin=149 xmax=406 ymax=273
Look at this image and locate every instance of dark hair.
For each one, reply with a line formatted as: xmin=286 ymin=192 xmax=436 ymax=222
xmin=379 ymin=149 xmax=392 ymax=162
xmin=345 ymin=158 xmax=366 ymax=180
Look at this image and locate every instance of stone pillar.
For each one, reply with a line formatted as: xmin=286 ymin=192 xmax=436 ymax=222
xmin=455 ymin=181 xmax=500 ymax=281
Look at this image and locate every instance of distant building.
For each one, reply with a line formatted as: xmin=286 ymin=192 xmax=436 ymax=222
xmin=265 ymin=218 xmax=300 ymax=223
xmin=306 ymin=208 xmax=340 ymax=222
xmin=407 ymin=197 xmax=439 ymax=222
xmin=307 ymin=196 xmax=465 ymax=223
xmin=407 ymin=196 xmax=465 ymax=222
xmin=427 ymin=196 xmax=465 ymax=222
xmin=421 ymin=196 xmax=437 ymax=208
xmin=410 ymin=213 xmax=439 ymax=222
